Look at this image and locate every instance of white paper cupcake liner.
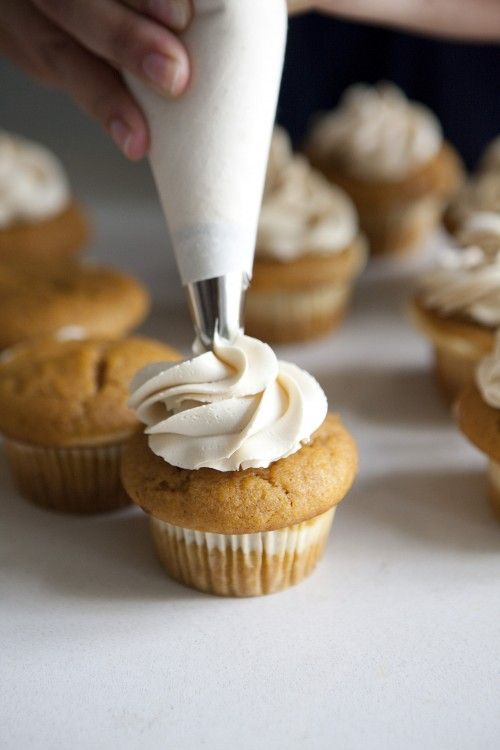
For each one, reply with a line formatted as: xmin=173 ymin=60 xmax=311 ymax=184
xmin=150 ymin=507 xmax=336 ymax=596
xmin=4 ymin=438 xmax=130 ymax=513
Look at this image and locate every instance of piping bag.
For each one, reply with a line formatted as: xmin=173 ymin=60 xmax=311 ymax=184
xmin=126 ymin=0 xmax=287 ymax=349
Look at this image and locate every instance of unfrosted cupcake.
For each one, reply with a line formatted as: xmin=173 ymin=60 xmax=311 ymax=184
xmin=306 ymin=83 xmax=464 ymax=256
xmin=0 ymin=130 xmax=88 ymax=263
xmin=122 ymin=334 xmax=358 ymax=597
xmin=0 ymin=334 xmax=180 ymax=513
xmin=0 ymin=260 xmax=150 ymax=349
xmin=246 ymin=128 xmax=367 ymax=343
xmin=410 ymin=246 xmax=500 ymax=401
xmin=457 ymin=334 xmax=500 ymax=520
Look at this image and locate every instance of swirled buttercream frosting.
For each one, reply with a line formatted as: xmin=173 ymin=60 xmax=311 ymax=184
xmin=129 ymin=333 xmax=328 ymax=471
xmin=257 ymin=127 xmax=358 ymax=259
xmin=0 ymin=130 xmax=70 ymax=229
xmin=308 ymin=83 xmax=443 ymax=180
xmin=477 ymin=331 xmax=500 ymax=408
xmin=419 ymin=247 xmax=500 ymax=326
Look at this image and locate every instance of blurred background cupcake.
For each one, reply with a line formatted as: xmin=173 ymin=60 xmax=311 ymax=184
xmin=246 ymin=127 xmax=367 ymax=343
xmin=305 ymin=83 xmax=464 ymax=257
xmin=0 ymin=130 xmax=89 ymax=264
xmin=457 ymin=333 xmax=500 ymax=521
xmin=409 ymin=246 xmax=500 ymax=402
xmin=0 ymin=260 xmax=150 ymax=350
xmin=0 ymin=334 xmax=180 ymax=513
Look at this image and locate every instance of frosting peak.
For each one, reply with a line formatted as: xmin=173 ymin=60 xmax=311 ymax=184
xmin=0 ymin=131 xmax=70 ymax=229
xmin=477 ymin=331 xmax=500 ymax=408
xmin=308 ymin=83 xmax=442 ymax=180
xmin=129 ymin=333 xmax=328 ymax=471
xmin=419 ymin=247 xmax=500 ymax=326
xmin=257 ymin=127 xmax=358 ymax=259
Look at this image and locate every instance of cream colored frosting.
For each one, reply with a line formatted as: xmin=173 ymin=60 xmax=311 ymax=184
xmin=308 ymin=83 xmax=443 ymax=180
xmin=420 ymin=247 xmax=500 ymax=326
xmin=257 ymin=127 xmax=358 ymax=259
xmin=129 ymin=333 xmax=328 ymax=471
xmin=476 ymin=331 xmax=500 ymax=408
xmin=0 ymin=131 xmax=71 ymax=229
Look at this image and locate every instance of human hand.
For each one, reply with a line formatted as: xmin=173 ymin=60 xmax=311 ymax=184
xmin=0 ymin=0 xmax=193 ymax=160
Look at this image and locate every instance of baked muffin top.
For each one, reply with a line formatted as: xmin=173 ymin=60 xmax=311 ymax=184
xmin=121 ymin=413 xmax=358 ymax=534
xmin=0 ymin=261 xmax=150 ymax=348
xmin=0 ymin=335 xmax=180 ymax=446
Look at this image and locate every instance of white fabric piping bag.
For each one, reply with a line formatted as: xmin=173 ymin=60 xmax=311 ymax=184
xmin=126 ymin=0 xmax=287 ymax=347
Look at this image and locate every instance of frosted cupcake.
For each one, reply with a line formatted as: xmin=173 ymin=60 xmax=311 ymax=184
xmin=457 ymin=333 xmax=500 ymax=520
xmin=246 ymin=128 xmax=367 ymax=343
xmin=306 ymin=83 xmax=464 ymax=256
xmin=444 ymin=171 xmax=500 ymax=249
xmin=455 ymin=210 xmax=500 ymax=257
xmin=410 ymin=247 xmax=500 ymax=401
xmin=122 ymin=334 xmax=358 ymax=597
xmin=0 ymin=260 xmax=150 ymax=349
xmin=479 ymin=135 xmax=500 ymax=174
xmin=0 ymin=130 xmax=88 ymax=263
xmin=0 ymin=335 xmax=180 ymax=513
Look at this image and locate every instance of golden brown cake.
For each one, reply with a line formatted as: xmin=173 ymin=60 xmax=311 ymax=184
xmin=0 ymin=261 xmax=150 ymax=349
xmin=456 ymin=334 xmax=500 ymax=520
xmin=246 ymin=128 xmax=367 ymax=343
xmin=0 ymin=130 xmax=89 ymax=262
xmin=306 ymin=84 xmax=464 ymax=257
xmin=122 ymin=334 xmax=358 ymax=596
xmin=0 ymin=335 xmax=180 ymax=513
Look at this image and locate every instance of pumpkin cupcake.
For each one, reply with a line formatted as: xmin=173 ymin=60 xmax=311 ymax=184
xmin=306 ymin=83 xmax=464 ymax=256
xmin=0 ymin=130 xmax=88 ymax=263
xmin=0 ymin=334 xmax=180 ymax=513
xmin=409 ymin=246 xmax=500 ymax=402
xmin=0 ymin=260 xmax=150 ymax=349
xmin=246 ymin=127 xmax=367 ymax=343
xmin=122 ymin=334 xmax=358 ymax=597
xmin=457 ymin=333 xmax=500 ymax=520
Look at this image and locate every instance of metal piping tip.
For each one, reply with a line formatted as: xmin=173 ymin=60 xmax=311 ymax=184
xmin=185 ymin=271 xmax=249 ymax=350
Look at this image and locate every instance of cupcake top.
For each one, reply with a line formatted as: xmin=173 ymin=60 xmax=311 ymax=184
xmin=417 ymin=247 xmax=500 ymax=327
xmin=479 ymin=135 xmax=500 ymax=174
xmin=0 ymin=130 xmax=71 ymax=229
xmin=0 ymin=261 xmax=150 ymax=348
xmin=257 ymin=127 xmax=358 ymax=260
xmin=457 ymin=211 xmax=500 ymax=255
xmin=0 ymin=335 xmax=180 ymax=446
xmin=129 ymin=333 xmax=328 ymax=471
xmin=307 ymin=83 xmax=443 ymax=181
xmin=450 ymin=173 xmax=500 ymax=229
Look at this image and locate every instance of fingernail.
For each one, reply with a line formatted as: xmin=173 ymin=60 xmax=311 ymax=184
xmin=142 ymin=53 xmax=186 ymax=95
xmin=149 ymin=0 xmax=191 ymax=29
xmin=110 ymin=119 xmax=133 ymax=157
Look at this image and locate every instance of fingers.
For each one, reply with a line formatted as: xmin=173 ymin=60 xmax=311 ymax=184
xmin=122 ymin=0 xmax=193 ymax=32
xmin=32 ymin=0 xmax=191 ymax=96
xmin=0 ymin=1 xmax=149 ymax=159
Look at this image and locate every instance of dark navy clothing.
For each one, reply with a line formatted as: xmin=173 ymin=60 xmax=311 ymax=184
xmin=277 ymin=14 xmax=500 ymax=169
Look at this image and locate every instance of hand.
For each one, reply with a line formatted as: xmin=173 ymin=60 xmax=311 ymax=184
xmin=0 ymin=0 xmax=193 ymax=160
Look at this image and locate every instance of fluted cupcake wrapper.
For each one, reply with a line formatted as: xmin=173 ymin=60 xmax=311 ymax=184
xmin=487 ymin=461 xmax=500 ymax=521
xmin=150 ymin=507 xmax=336 ymax=597
xmin=245 ymin=283 xmax=351 ymax=343
xmin=360 ymin=195 xmax=442 ymax=256
xmin=4 ymin=438 xmax=130 ymax=514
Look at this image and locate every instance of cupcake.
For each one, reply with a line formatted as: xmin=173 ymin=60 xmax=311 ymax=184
xmin=0 ymin=335 xmax=180 ymax=513
xmin=0 ymin=130 xmax=88 ymax=263
xmin=457 ymin=334 xmax=500 ymax=520
xmin=479 ymin=135 xmax=500 ymax=174
xmin=245 ymin=128 xmax=367 ymax=343
xmin=306 ymin=83 xmax=464 ymax=256
xmin=0 ymin=260 xmax=150 ymax=349
xmin=455 ymin=210 xmax=500 ymax=257
xmin=409 ymin=246 xmax=500 ymax=401
xmin=444 ymin=171 xmax=500 ymax=244
xmin=122 ymin=334 xmax=358 ymax=597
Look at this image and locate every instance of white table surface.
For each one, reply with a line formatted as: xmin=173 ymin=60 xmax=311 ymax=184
xmin=1 ymin=200 xmax=499 ymax=750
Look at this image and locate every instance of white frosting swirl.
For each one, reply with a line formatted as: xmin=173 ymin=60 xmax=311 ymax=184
xmin=308 ymin=83 xmax=443 ymax=180
xmin=476 ymin=331 xmax=500 ymax=408
xmin=129 ymin=333 xmax=328 ymax=471
xmin=257 ymin=127 xmax=358 ymax=260
xmin=420 ymin=247 xmax=500 ymax=326
xmin=0 ymin=131 xmax=70 ymax=229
